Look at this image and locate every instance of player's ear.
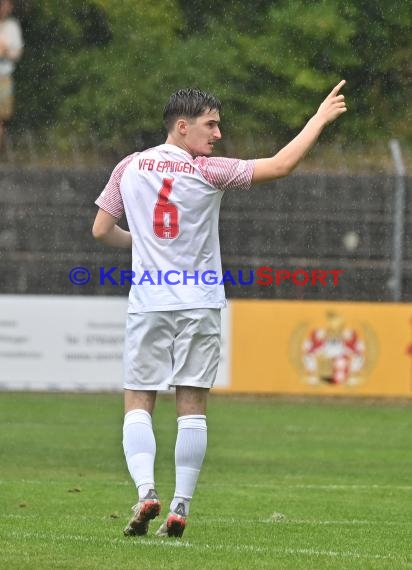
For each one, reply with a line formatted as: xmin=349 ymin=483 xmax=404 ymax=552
xmin=176 ymin=118 xmax=189 ymax=136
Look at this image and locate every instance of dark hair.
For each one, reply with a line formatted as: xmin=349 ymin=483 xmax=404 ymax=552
xmin=163 ymin=88 xmax=221 ymax=131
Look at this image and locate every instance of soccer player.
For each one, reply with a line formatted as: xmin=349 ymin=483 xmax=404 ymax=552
xmin=92 ymin=82 xmax=347 ymax=538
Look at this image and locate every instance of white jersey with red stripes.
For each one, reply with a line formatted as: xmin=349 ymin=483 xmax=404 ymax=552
xmin=95 ymin=143 xmax=255 ymax=312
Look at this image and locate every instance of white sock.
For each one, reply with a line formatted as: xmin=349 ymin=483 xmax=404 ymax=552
xmin=123 ymin=409 xmax=156 ymax=501
xmin=171 ymin=415 xmax=207 ymax=516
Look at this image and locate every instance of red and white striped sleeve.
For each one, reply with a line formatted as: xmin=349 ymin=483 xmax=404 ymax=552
xmin=95 ymin=153 xmax=138 ymax=218
xmin=194 ymin=156 xmax=255 ymax=191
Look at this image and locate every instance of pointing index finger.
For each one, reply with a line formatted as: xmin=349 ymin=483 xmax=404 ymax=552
xmin=329 ymin=79 xmax=346 ymax=97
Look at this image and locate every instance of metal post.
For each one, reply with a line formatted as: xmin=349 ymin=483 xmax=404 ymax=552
xmin=389 ymin=139 xmax=406 ymax=302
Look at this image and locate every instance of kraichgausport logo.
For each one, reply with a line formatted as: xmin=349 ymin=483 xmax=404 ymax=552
xmin=68 ymin=266 xmax=344 ymax=287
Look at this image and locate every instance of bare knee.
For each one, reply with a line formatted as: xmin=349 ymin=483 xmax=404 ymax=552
xmin=124 ymin=389 xmax=157 ymax=414
xmin=175 ymin=386 xmax=209 ymax=416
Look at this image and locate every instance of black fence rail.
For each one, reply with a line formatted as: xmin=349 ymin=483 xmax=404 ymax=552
xmin=1 ymin=166 xmax=411 ymax=302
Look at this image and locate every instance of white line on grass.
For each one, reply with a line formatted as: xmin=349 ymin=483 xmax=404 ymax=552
xmin=197 ymin=516 xmax=410 ymax=527
xmin=267 ymin=518 xmax=408 ymax=526
xmin=3 ymin=530 xmax=409 ymax=562
xmin=1 ymin=514 xmax=410 ymax=528
xmin=3 ymin=480 xmax=412 ymax=492
xmin=133 ymin=540 xmax=405 ymax=562
xmin=0 ymin=479 xmax=130 ymax=486
xmin=290 ymin=483 xmax=412 ymax=491
xmin=200 ymin=482 xmax=412 ymax=491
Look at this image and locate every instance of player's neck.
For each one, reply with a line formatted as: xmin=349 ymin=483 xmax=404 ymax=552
xmin=164 ymin=135 xmax=195 ymax=157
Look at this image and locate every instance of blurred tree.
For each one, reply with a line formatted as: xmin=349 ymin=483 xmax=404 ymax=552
xmin=55 ymin=0 xmax=184 ymax=151
xmin=13 ymin=0 xmax=111 ymax=132
xmin=338 ymin=0 xmax=412 ymax=141
xmin=10 ymin=0 xmax=412 ymax=154
xmin=162 ymin=1 xmax=355 ymax=147
xmin=169 ymin=0 xmax=412 ymax=147
xmin=13 ymin=0 xmax=183 ymax=152
xmin=177 ymin=0 xmax=273 ymax=35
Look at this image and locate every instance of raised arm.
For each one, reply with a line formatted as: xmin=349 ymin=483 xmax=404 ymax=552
xmin=252 ymin=80 xmax=347 ymax=183
xmin=92 ymin=208 xmax=132 ymax=248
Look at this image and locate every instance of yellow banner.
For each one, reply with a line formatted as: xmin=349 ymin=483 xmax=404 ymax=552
xmin=224 ymin=300 xmax=412 ymax=397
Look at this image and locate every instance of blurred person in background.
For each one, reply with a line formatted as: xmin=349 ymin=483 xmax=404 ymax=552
xmin=0 ymin=0 xmax=23 ymax=150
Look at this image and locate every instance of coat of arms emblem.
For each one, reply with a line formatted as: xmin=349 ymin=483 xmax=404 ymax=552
xmin=290 ymin=311 xmax=378 ymax=387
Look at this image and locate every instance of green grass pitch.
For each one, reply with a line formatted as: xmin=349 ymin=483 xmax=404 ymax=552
xmin=0 ymin=392 xmax=411 ymax=569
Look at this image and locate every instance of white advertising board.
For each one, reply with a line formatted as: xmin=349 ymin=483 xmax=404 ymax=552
xmin=0 ymin=296 xmax=230 ymax=392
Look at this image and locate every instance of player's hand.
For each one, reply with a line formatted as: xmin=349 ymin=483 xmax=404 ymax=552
xmin=315 ymin=80 xmax=347 ymax=125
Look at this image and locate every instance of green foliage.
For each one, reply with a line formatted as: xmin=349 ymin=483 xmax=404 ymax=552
xmin=336 ymin=0 xmax=412 ymax=141
xmin=11 ymin=0 xmax=412 ymax=152
xmin=13 ymin=0 xmax=184 ymax=152
xmin=71 ymin=0 xmax=183 ymax=145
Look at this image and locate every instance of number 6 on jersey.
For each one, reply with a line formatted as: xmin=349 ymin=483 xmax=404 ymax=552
xmin=153 ymin=178 xmax=180 ymax=239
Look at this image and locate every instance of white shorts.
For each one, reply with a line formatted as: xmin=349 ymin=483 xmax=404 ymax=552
xmin=123 ymin=308 xmax=221 ymax=391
